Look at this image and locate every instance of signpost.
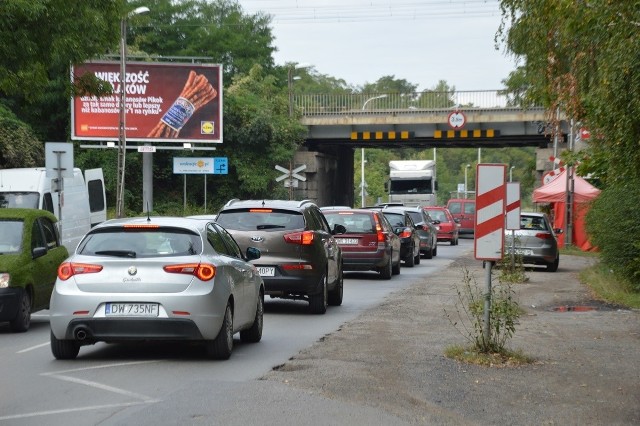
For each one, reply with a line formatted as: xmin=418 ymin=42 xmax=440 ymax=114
xmin=474 ymin=163 xmax=507 ymax=344
xmin=506 ymin=182 xmax=521 ymax=268
xmin=173 ymin=157 xmax=228 ymax=212
xmin=275 ymin=164 xmax=307 ymax=200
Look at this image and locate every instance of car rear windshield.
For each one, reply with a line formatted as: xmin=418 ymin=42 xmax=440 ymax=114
xmin=324 ymin=212 xmax=375 ymax=234
xmin=428 ymin=210 xmax=447 ymax=222
xmin=520 ymin=216 xmax=548 ymax=231
xmin=77 ymin=227 xmax=202 ymax=258
xmin=0 ymin=220 xmax=24 ymax=254
xmin=383 ymin=212 xmax=406 ymax=227
xmin=406 ymin=211 xmax=423 ymax=225
xmin=217 ymin=209 xmax=305 ymax=231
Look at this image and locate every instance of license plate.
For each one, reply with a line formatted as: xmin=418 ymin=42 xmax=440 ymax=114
xmin=105 ymin=303 xmax=159 ymax=317
xmin=336 ymin=238 xmax=358 ymax=245
xmin=507 ymin=248 xmax=533 ymax=256
xmin=257 ymin=266 xmax=275 ymax=277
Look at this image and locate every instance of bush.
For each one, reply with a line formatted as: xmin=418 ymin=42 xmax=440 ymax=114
xmin=586 ymin=178 xmax=640 ymax=290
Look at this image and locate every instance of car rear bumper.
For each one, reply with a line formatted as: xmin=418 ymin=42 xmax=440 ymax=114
xmin=262 ymin=273 xmax=323 ymax=298
xmin=340 ymin=247 xmax=390 ymax=271
xmin=59 ymin=318 xmax=204 ymax=342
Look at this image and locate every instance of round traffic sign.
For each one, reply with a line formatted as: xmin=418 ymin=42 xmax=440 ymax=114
xmin=448 ymin=111 xmax=466 ymax=129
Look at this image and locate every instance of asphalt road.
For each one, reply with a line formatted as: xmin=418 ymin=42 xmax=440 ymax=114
xmin=0 ymin=240 xmax=461 ymax=425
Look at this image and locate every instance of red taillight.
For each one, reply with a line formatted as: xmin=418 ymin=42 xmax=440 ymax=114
xmin=163 ymin=263 xmax=216 ymax=281
xmin=283 ymin=231 xmax=314 ymax=245
xmin=374 ymin=215 xmax=386 ymax=242
xmin=399 ymin=229 xmax=412 ymax=238
xmin=58 ymin=262 xmax=103 ymax=281
xmin=282 ymin=264 xmax=313 ymax=271
xmin=535 ymin=232 xmax=553 ymax=240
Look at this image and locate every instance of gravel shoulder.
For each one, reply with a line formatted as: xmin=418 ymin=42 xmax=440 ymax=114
xmin=261 ymin=251 xmax=640 ymax=425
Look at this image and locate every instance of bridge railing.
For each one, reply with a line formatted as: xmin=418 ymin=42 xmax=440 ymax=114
xmin=294 ymin=90 xmax=538 ymax=116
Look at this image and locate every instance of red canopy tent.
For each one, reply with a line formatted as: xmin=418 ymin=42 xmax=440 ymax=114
xmin=532 ymin=170 xmax=600 ymax=250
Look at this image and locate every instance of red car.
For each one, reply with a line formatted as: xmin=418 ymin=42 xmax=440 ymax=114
xmin=424 ymin=206 xmax=460 ymax=245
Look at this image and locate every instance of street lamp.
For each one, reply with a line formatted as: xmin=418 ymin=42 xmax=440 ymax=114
xmin=116 ymin=6 xmax=149 ymax=218
xmin=360 ymin=95 xmax=387 ymax=207
xmin=464 ymin=164 xmax=471 ymax=199
xmin=510 ymin=166 xmax=515 ymax=182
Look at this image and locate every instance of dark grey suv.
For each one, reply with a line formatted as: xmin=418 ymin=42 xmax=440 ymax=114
xmin=216 ymin=199 xmax=345 ymax=314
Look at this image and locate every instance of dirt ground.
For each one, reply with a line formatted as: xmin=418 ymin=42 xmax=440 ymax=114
xmin=261 ymin=252 xmax=640 ymax=425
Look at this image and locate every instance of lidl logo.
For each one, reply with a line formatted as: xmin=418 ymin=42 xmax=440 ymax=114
xmin=81 ymin=124 xmax=89 ymax=131
xmin=201 ymin=121 xmax=215 ymax=134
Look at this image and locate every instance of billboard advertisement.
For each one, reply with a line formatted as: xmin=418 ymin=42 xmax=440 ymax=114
xmin=71 ymin=61 xmax=222 ymax=143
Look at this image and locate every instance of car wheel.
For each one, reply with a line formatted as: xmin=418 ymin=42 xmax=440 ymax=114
xmin=328 ymin=267 xmax=344 ymax=306
xmin=424 ymin=244 xmax=433 ymax=259
xmin=433 ymin=243 xmax=438 ymax=257
xmin=546 ymin=255 xmax=560 ymax=272
xmin=380 ymin=255 xmax=393 ymax=280
xmin=50 ymin=330 xmax=80 ymax=360
xmin=240 ymin=293 xmax=263 ymax=343
xmin=309 ymin=273 xmax=328 ymax=314
xmin=414 ymin=250 xmax=421 ymax=265
xmin=392 ymin=253 xmax=401 ymax=275
xmin=405 ymin=245 xmax=415 ymax=267
xmin=10 ymin=288 xmax=31 ymax=333
xmin=450 ymin=237 xmax=456 ymax=246
xmin=206 ymin=303 xmax=234 ymax=359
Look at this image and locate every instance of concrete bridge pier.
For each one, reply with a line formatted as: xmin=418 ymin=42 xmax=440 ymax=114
xmin=292 ymin=147 xmax=354 ymax=207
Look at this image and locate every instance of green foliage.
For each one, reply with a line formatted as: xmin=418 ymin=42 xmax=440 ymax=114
xmin=445 ymin=265 xmax=520 ymax=354
xmin=0 ymin=105 xmax=43 ymax=168
xmin=586 ymin=177 xmax=640 ymax=289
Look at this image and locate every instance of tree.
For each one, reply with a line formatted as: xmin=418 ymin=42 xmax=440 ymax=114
xmin=0 ymin=105 xmax=43 ymax=168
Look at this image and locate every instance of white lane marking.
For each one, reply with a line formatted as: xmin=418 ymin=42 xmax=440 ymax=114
xmin=44 ymin=374 xmax=159 ymax=402
xmin=42 ymin=360 xmax=162 ymax=376
xmin=0 ymin=401 xmax=154 ymax=421
xmin=17 ymin=341 xmax=50 ymax=353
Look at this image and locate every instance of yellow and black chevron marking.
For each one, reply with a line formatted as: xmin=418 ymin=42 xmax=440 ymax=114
xmin=434 ymin=129 xmax=499 ymax=138
xmin=350 ymin=131 xmax=414 ymax=140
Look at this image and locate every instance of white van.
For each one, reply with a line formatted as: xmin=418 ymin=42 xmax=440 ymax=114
xmin=0 ymin=168 xmax=106 ymax=252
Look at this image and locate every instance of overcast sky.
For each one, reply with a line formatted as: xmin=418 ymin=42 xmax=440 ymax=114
xmin=238 ymin=0 xmax=519 ymax=91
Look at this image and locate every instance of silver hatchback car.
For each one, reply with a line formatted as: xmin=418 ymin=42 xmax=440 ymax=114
xmin=504 ymin=212 xmax=561 ymax=272
xmin=49 ymin=217 xmax=264 ymax=360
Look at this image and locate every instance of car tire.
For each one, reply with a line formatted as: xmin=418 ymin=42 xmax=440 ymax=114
xmin=328 ymin=267 xmax=344 ymax=306
xmin=10 ymin=288 xmax=31 ymax=333
xmin=392 ymin=254 xmax=401 ymax=275
xmin=309 ymin=273 xmax=328 ymax=314
xmin=433 ymin=243 xmax=438 ymax=257
xmin=206 ymin=303 xmax=234 ymax=359
xmin=424 ymin=244 xmax=433 ymax=259
xmin=405 ymin=245 xmax=415 ymax=267
xmin=414 ymin=250 xmax=421 ymax=265
xmin=380 ymin=256 xmax=393 ymax=280
xmin=240 ymin=294 xmax=263 ymax=343
xmin=50 ymin=330 xmax=80 ymax=360
xmin=546 ymin=255 xmax=560 ymax=272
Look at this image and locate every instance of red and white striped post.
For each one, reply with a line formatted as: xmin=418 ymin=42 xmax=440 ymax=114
xmin=506 ymin=182 xmax=521 ymax=267
xmin=474 ymin=164 xmax=507 ymax=344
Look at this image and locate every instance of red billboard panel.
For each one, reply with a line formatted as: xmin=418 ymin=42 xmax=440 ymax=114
xmin=71 ymin=61 xmax=222 ymax=143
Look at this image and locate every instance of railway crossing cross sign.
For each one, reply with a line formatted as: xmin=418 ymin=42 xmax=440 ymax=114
xmin=275 ymin=164 xmax=307 ymax=187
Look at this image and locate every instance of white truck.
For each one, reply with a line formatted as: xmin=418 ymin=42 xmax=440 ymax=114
xmin=0 ymin=168 xmax=107 ymax=252
xmin=387 ymin=160 xmax=437 ymax=207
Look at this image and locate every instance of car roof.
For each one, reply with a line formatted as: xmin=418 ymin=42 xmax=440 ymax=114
xmin=221 ymin=199 xmax=317 ymax=211
xmin=0 ymin=208 xmax=57 ymax=222
xmin=520 ymin=212 xmax=545 ymax=217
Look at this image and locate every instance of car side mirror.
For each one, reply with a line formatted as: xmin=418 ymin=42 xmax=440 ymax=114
xmin=454 ymin=218 xmax=461 ymax=223
xmin=432 ymin=220 xmax=441 ymax=225
xmin=332 ymin=224 xmax=347 ymax=235
xmin=554 ymin=228 xmax=564 ymax=234
xmin=245 ymin=246 xmax=261 ymax=261
xmin=32 ymin=246 xmax=47 ymax=259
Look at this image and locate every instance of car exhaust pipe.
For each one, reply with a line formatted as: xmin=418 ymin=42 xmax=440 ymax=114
xmin=74 ymin=327 xmax=89 ymax=341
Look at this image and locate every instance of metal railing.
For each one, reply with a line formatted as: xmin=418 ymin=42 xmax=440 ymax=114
xmin=293 ymin=90 xmax=538 ymax=116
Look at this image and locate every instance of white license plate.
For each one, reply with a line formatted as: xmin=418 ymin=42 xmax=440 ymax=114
xmin=105 ymin=303 xmax=159 ymax=317
xmin=507 ymin=248 xmax=533 ymax=256
xmin=257 ymin=266 xmax=275 ymax=277
xmin=336 ymin=238 xmax=359 ymax=245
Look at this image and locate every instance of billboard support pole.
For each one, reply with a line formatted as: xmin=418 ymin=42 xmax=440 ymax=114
xmin=183 ymin=174 xmax=187 ymax=213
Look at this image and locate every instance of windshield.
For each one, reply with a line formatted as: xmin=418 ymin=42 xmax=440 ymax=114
xmin=78 ymin=228 xmax=202 ymax=258
xmin=217 ymin=209 xmax=305 ymax=231
xmin=389 ymin=179 xmax=432 ymax=195
xmin=0 ymin=220 xmax=24 ymax=254
xmin=0 ymin=192 xmax=40 ymax=209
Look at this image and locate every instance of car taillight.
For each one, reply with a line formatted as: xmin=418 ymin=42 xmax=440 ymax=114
xmin=535 ymin=232 xmax=553 ymax=240
xmin=399 ymin=228 xmax=412 ymax=238
xmin=283 ymin=231 xmax=314 ymax=245
xmin=58 ymin=263 xmax=103 ymax=281
xmin=373 ymin=215 xmax=386 ymax=242
xmin=163 ymin=263 xmax=216 ymax=281
xmin=282 ymin=264 xmax=313 ymax=271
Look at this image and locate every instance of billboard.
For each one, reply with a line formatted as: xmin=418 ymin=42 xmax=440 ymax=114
xmin=71 ymin=61 xmax=222 ymax=143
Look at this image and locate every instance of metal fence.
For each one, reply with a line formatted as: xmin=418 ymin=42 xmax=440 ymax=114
xmin=293 ymin=90 xmax=533 ymax=115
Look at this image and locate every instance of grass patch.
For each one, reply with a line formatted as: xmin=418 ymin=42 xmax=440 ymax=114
xmin=580 ymin=263 xmax=640 ymax=309
xmin=445 ymin=344 xmax=534 ymax=367
xmin=560 ymin=246 xmax=599 ymax=257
